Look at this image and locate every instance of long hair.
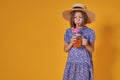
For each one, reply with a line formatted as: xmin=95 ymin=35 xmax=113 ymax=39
xmin=70 ymin=10 xmax=88 ymax=28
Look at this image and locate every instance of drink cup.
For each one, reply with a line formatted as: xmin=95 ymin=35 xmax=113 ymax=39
xmin=73 ymin=34 xmax=82 ymax=48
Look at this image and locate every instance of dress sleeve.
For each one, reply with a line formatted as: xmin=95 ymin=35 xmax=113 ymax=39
xmin=89 ymin=30 xmax=96 ymax=43
xmin=64 ymin=29 xmax=70 ymax=43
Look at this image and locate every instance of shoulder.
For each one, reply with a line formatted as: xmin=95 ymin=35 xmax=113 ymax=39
xmin=84 ymin=26 xmax=95 ymax=34
xmin=65 ymin=27 xmax=72 ymax=33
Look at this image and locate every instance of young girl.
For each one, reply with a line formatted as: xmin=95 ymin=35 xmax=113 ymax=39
xmin=62 ymin=4 xmax=96 ymax=80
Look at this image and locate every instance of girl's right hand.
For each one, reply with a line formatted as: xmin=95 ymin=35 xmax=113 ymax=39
xmin=70 ymin=35 xmax=77 ymax=44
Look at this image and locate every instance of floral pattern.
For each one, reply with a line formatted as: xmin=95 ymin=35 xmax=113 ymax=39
xmin=63 ymin=26 xmax=96 ymax=80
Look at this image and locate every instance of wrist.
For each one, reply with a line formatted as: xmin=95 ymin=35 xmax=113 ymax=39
xmin=69 ymin=42 xmax=73 ymax=46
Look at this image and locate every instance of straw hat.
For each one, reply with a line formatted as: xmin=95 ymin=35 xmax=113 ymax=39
xmin=62 ymin=4 xmax=96 ymax=23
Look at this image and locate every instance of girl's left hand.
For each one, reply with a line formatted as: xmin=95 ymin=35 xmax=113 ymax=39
xmin=82 ymin=36 xmax=88 ymax=46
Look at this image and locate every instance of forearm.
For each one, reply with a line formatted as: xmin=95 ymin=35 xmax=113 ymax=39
xmin=64 ymin=43 xmax=73 ymax=53
xmin=84 ymin=43 xmax=94 ymax=54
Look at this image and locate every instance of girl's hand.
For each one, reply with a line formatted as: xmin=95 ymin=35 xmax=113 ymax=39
xmin=70 ymin=35 xmax=77 ymax=44
xmin=82 ymin=36 xmax=88 ymax=46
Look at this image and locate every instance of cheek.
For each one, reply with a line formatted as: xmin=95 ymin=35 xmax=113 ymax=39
xmin=74 ymin=19 xmax=76 ymax=23
xmin=80 ymin=18 xmax=83 ymax=22
xmin=74 ymin=20 xmax=77 ymax=23
xmin=79 ymin=19 xmax=84 ymax=24
xmin=74 ymin=18 xmax=76 ymax=21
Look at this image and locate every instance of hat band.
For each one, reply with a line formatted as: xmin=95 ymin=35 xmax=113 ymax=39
xmin=72 ymin=6 xmax=84 ymax=9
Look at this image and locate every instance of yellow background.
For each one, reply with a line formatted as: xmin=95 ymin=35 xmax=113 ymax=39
xmin=0 ymin=0 xmax=120 ymax=80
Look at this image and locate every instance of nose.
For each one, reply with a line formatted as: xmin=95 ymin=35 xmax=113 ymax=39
xmin=77 ymin=17 xmax=80 ymax=21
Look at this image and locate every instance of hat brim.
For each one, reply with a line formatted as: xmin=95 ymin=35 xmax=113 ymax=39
xmin=62 ymin=9 xmax=96 ymax=23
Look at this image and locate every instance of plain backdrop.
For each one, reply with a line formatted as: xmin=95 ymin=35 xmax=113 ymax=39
xmin=0 ymin=0 xmax=120 ymax=80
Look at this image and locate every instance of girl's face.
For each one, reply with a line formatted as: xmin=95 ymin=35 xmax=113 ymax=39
xmin=74 ymin=12 xmax=83 ymax=26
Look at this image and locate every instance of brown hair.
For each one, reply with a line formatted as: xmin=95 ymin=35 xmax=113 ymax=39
xmin=70 ymin=10 xmax=88 ymax=28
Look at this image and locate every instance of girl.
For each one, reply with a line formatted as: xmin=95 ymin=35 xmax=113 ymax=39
xmin=62 ymin=4 xmax=96 ymax=80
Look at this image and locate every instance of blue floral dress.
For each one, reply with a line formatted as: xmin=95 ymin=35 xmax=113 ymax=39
xmin=63 ymin=26 xmax=96 ymax=80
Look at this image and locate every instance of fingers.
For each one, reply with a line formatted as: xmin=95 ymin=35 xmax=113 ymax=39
xmin=71 ymin=35 xmax=77 ymax=44
xmin=82 ymin=36 xmax=88 ymax=45
xmin=70 ymin=35 xmax=88 ymax=46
